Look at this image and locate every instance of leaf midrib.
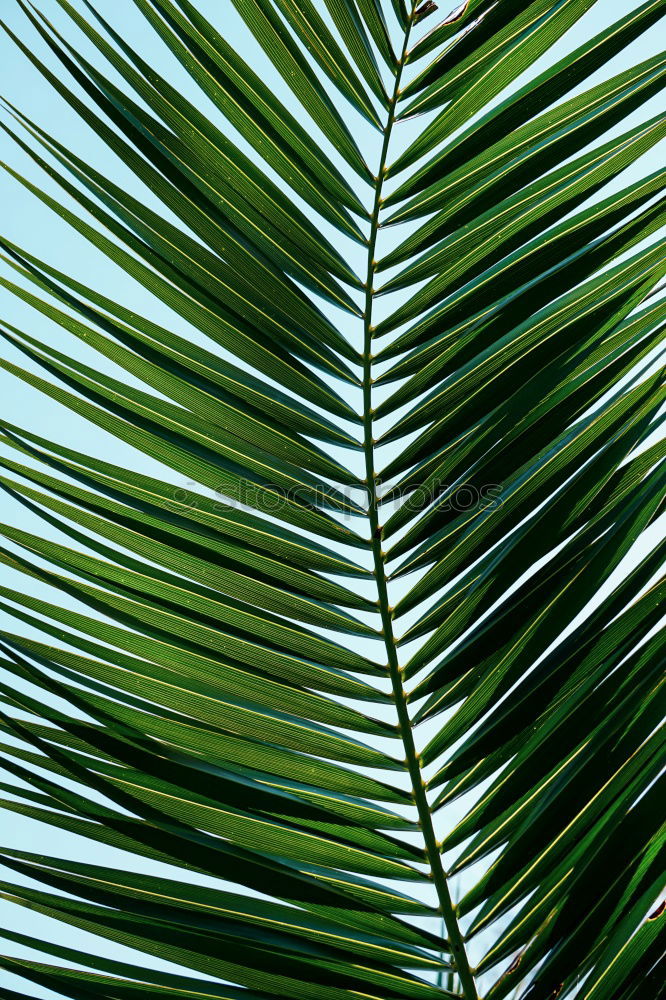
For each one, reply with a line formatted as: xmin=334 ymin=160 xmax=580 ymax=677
xmin=361 ymin=8 xmax=479 ymax=999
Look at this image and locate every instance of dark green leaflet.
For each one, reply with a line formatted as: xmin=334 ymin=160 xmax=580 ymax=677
xmin=0 ymin=422 xmax=372 ymax=571
xmin=388 ymin=0 xmax=666 ymax=182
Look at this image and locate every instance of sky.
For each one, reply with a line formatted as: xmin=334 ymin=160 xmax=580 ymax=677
xmin=0 ymin=0 xmax=664 ymax=996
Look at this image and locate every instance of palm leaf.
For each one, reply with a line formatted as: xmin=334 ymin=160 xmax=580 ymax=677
xmin=0 ymin=1 xmax=663 ymax=999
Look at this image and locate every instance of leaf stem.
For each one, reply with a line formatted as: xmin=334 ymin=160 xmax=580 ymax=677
xmin=361 ymin=11 xmax=479 ymax=1000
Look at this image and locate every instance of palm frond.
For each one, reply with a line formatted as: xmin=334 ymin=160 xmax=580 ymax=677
xmin=0 ymin=1 xmax=663 ymax=999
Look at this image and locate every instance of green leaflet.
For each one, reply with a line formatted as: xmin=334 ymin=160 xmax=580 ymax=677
xmin=0 ymin=181 xmax=360 ymax=420
xmin=388 ymin=0 xmax=666 ymax=183
xmin=0 ymin=865 xmax=439 ymax=969
xmin=0 ymin=700 xmax=424 ymax=925
xmin=0 ymin=761 xmax=435 ymax=936
xmin=22 ymin=7 xmax=359 ymax=294
xmin=0 ymin=577 xmax=389 ymax=738
xmin=3 ymin=91 xmax=362 ymax=322
xmin=429 ymin=540 xmax=666 ymax=803
xmin=0 ymin=240 xmax=363 ymax=446
xmin=0 ymin=938 xmax=279 ymax=1000
xmin=383 ymin=51 xmax=666 ymax=238
xmin=353 ymin=0 xmax=398 ymax=69
xmin=447 ymin=638 xmax=664 ymax=877
xmin=410 ymin=484 xmax=664 ymax=720
xmin=392 ymin=374 xmax=664 ymax=607
xmin=480 ymin=777 xmax=665 ymax=994
xmin=0 ymin=615 xmax=396 ymax=770
xmin=0 ymin=271 xmax=361 ymax=487
xmin=417 ymin=467 xmax=665 ymax=767
xmin=0 ymin=731 xmax=419 ymax=879
xmin=6 ymin=42 xmax=363 ymax=326
xmin=377 ymin=251 xmax=665 ymax=451
xmin=378 ymin=237 xmax=666 ymax=495
xmin=375 ymin=170 xmax=665 ymax=346
xmin=145 ymin=0 xmax=369 ymax=208
xmin=571 ymin=867 xmax=665 ymax=1000
xmin=461 ymin=726 xmax=665 ymax=934
xmin=0 ymin=454 xmax=379 ymax=644
xmin=399 ymin=0 xmax=597 ymax=116
xmin=0 ymin=883 xmax=440 ymax=1000
xmin=0 ymin=343 xmax=361 ymax=521
xmin=386 ymin=248 xmax=666 ymax=560
xmin=378 ymin=114 xmax=666 ymax=297
xmin=0 ymin=502 xmax=381 ymax=681
xmin=405 ymin=0 xmax=491 ymax=62
xmin=495 ymin=786 xmax=664 ymax=997
xmin=0 ymin=671 xmax=425 ymax=897
xmin=440 ymin=622 xmax=665 ymax=858
xmin=385 ymin=271 xmax=665 ymax=521
xmin=0 ymin=708 xmax=412 ymax=821
xmin=401 ymin=403 xmax=665 ymax=666
xmin=0 ymin=518 xmax=375 ymax=671
xmin=22 ymin=0 xmax=368 ymax=239
xmin=322 ymin=0 xmax=390 ymax=102
xmin=0 ymin=439 xmax=371 ymax=612
xmin=2 ymin=18 xmax=366 ymax=394
xmin=376 ymin=263 xmax=665 ymax=497
xmin=226 ymin=0 xmax=373 ymax=180
xmin=0 ymin=353 xmax=367 ymax=545
xmin=0 ymin=143 xmax=362 ymax=386
xmin=0 ymin=791 xmax=432 ymax=937
xmin=266 ymin=0 xmax=386 ymax=123
xmin=380 ymin=301 xmax=665 ymax=542
xmin=0 ymin=422 xmax=371 ymax=571
xmin=0 ymin=735 xmax=424 ymax=879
